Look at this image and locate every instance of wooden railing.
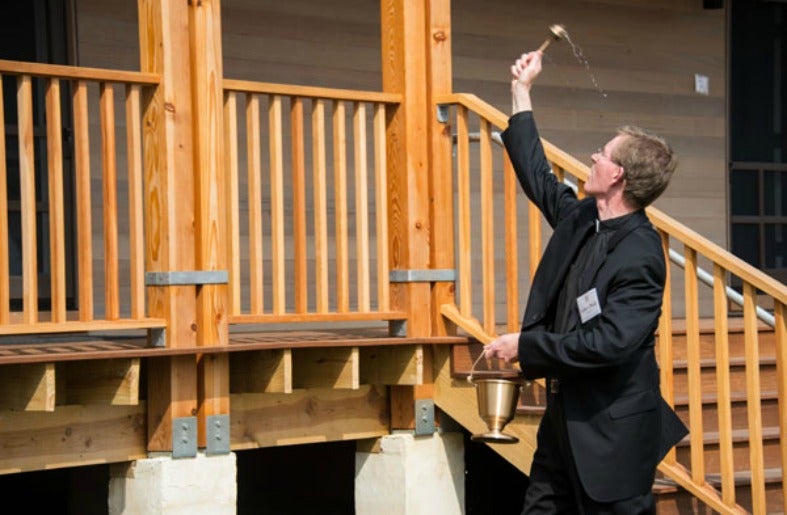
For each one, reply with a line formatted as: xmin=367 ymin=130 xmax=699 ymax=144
xmin=222 ymin=80 xmax=405 ymax=326
xmin=0 ymin=60 xmax=165 ymax=336
xmin=435 ymin=92 xmax=787 ymax=515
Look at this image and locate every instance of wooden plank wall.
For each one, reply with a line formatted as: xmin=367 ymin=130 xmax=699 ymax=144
xmin=74 ymin=0 xmax=726 ymax=318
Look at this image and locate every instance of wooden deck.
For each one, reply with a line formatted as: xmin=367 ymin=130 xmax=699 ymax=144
xmin=0 ymin=328 xmax=467 ymax=365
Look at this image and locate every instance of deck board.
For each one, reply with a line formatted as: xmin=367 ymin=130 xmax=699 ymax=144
xmin=0 ymin=327 xmax=466 ymax=365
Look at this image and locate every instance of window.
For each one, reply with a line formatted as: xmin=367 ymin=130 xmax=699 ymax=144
xmin=729 ymin=0 xmax=787 ymax=283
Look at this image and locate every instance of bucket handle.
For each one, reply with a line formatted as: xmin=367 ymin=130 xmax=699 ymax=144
xmin=467 ymin=351 xmax=490 ymax=385
xmin=467 ymin=349 xmax=527 ymax=389
xmin=439 ymin=303 xmax=519 ymax=385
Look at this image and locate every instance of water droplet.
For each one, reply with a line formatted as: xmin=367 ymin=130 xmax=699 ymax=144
xmin=561 ymin=30 xmax=608 ymax=99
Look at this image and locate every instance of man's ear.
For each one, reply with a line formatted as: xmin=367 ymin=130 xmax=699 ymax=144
xmin=612 ymin=166 xmax=626 ymax=185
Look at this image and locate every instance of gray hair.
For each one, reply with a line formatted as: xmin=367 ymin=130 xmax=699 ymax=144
xmin=612 ymin=125 xmax=678 ymax=209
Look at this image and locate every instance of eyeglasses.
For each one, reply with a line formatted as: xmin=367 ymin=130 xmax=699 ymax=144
xmin=593 ymin=147 xmax=622 ymax=167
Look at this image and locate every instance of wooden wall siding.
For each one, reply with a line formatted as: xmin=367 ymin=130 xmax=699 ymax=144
xmin=73 ymin=0 xmax=725 ymax=321
xmin=449 ymin=0 xmax=726 ymax=250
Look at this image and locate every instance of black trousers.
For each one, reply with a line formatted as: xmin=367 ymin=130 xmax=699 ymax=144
xmin=521 ymin=392 xmax=656 ymax=515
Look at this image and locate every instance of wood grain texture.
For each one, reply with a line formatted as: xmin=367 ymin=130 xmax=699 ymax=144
xmin=0 ymin=403 xmax=146 ymax=474
xmin=231 ymin=385 xmax=388 ymax=448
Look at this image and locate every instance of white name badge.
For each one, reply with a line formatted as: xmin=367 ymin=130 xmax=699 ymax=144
xmin=577 ymin=288 xmax=602 ymax=324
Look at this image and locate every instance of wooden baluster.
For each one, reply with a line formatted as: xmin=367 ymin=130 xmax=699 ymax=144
xmin=18 ymin=75 xmax=37 ymax=323
xmin=332 ymin=100 xmax=349 ymax=312
xmin=312 ymin=99 xmax=329 ymax=313
xmin=246 ymin=93 xmax=264 ymax=314
xmin=45 ymin=78 xmax=66 ymax=323
xmin=456 ymin=105 xmax=471 ymax=317
xmin=126 ymin=84 xmax=145 ymax=320
xmin=224 ymin=91 xmax=241 ymax=315
xmin=480 ymin=118 xmax=495 ymax=335
xmin=269 ymin=94 xmax=285 ymax=315
xmin=291 ymin=96 xmax=307 ymax=313
xmin=774 ymin=301 xmax=787 ymax=515
xmin=684 ymin=246 xmax=706 ymax=482
xmin=743 ymin=282 xmax=766 ymax=514
xmin=353 ymin=102 xmax=371 ymax=312
xmin=503 ymin=152 xmax=519 ymax=332
xmin=373 ymin=103 xmax=389 ymax=311
xmin=100 ymin=82 xmax=119 ymax=320
xmin=712 ymin=264 xmax=736 ymax=507
xmin=72 ymin=80 xmax=93 ymax=321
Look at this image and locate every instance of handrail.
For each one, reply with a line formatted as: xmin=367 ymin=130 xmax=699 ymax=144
xmin=436 ymin=91 xmax=787 ymax=514
xmin=440 ymin=302 xmax=544 ymax=389
xmin=668 ymin=248 xmax=775 ymax=327
xmin=438 ymin=93 xmax=787 ymax=316
xmin=0 ymin=59 xmax=159 ymax=84
xmin=223 ymin=78 xmax=401 ymax=103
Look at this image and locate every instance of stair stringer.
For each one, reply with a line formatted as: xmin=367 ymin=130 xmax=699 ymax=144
xmin=432 ymin=345 xmax=541 ymax=476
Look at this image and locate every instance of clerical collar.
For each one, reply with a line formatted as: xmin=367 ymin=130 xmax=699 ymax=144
xmin=596 ymin=211 xmax=638 ymax=233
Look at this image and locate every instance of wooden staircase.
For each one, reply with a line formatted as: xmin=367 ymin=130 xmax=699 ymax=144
xmin=434 ymin=318 xmax=784 ymax=514
xmin=655 ymin=318 xmax=784 ymax=514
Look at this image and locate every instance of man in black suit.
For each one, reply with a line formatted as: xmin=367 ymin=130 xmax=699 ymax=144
xmin=483 ymin=49 xmax=689 ymax=514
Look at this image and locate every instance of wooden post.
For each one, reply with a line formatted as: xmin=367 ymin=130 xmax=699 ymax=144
xmin=382 ymin=0 xmax=453 ymax=430
xmin=138 ymin=0 xmax=199 ymax=454
xmin=188 ymin=0 xmax=230 ymax=452
xmin=381 ymin=0 xmax=431 ymax=337
xmin=426 ymin=0 xmax=455 ymax=338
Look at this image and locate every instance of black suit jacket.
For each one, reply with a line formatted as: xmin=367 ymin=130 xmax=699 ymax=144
xmin=501 ymin=111 xmax=688 ymax=503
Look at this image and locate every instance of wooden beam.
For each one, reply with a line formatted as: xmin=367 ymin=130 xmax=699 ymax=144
xmin=0 ymin=404 xmax=146 ymax=474
xmin=230 ymin=349 xmax=292 ymax=394
xmin=0 ymin=363 xmax=55 ymax=411
xmin=230 ymin=385 xmax=388 ymax=448
xmin=57 ymin=359 xmax=140 ymax=406
xmin=359 ymin=344 xmax=423 ymax=385
xmin=292 ymin=347 xmax=359 ymax=390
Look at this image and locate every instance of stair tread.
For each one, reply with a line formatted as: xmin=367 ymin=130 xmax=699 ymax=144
xmin=677 ymin=425 xmax=782 ymax=445
xmin=672 ymin=389 xmax=779 ymax=405
xmin=653 ymin=467 xmax=783 ymax=493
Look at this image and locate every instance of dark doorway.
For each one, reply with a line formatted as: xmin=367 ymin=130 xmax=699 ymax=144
xmin=237 ymin=441 xmax=356 ymax=514
xmin=0 ymin=0 xmax=77 ymax=311
xmin=729 ymin=0 xmax=787 ymax=283
xmin=465 ymin=430 xmax=529 ymax=515
xmin=0 ymin=464 xmax=109 ymax=514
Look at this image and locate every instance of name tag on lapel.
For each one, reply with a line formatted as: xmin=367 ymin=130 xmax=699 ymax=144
xmin=577 ymin=288 xmax=601 ymax=323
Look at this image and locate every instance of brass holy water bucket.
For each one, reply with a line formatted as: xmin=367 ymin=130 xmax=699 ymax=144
xmin=467 ymin=355 xmax=524 ymax=444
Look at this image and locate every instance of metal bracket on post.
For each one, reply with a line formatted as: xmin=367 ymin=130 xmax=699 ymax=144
xmin=205 ymin=414 xmax=230 ymax=455
xmin=414 ymin=399 xmax=436 ymax=436
xmin=389 ymin=320 xmax=407 ymax=337
xmin=389 ymin=269 xmax=455 ymax=283
xmin=436 ymin=104 xmax=449 ymax=124
xmin=387 ymin=269 xmax=455 ymax=338
xmin=145 ymin=270 xmax=229 ymax=286
xmin=148 ymin=328 xmax=166 ymax=348
xmin=172 ymin=416 xmax=198 ymax=458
